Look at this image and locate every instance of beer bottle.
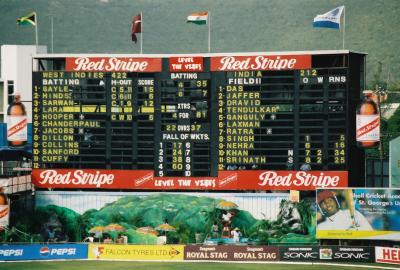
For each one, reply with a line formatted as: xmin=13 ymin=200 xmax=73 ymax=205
xmin=356 ymin=91 xmax=379 ymax=148
xmin=7 ymin=93 xmax=28 ymax=148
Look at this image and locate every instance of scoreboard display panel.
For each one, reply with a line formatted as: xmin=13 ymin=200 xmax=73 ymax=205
xmin=31 ymin=51 xmax=366 ymax=190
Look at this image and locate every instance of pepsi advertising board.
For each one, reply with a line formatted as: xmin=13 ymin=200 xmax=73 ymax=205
xmin=0 ymin=244 xmax=87 ymax=261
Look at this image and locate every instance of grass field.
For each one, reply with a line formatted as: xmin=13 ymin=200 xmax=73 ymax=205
xmin=0 ymin=261 xmax=399 ymax=270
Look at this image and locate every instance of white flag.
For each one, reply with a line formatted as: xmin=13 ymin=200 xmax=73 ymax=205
xmin=313 ymin=6 xmax=344 ymax=29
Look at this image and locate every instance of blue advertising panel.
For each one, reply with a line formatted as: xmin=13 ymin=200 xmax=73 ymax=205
xmin=0 ymin=244 xmax=87 ymax=261
xmin=317 ymin=188 xmax=400 ymax=240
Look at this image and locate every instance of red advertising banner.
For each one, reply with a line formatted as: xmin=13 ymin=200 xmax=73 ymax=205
xmin=184 ymin=245 xmax=279 ymax=261
xmin=32 ymin=169 xmax=347 ymax=190
xmin=169 ymin=57 xmax=204 ymax=72
xmin=65 ymin=57 xmax=162 ymax=72
xmin=376 ymin=246 xmax=400 ymax=265
xmin=210 ymin=55 xmax=311 ymax=71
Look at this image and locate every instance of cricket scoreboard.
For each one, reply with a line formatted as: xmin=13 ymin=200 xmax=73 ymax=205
xmin=31 ymin=51 xmax=366 ymax=190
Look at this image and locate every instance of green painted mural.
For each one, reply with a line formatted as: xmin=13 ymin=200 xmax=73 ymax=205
xmin=5 ymin=192 xmax=316 ymax=245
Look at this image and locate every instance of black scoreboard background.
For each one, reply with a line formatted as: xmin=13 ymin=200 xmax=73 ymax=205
xmin=32 ymin=52 xmax=366 ymax=188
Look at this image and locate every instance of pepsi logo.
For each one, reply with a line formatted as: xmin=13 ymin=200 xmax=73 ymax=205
xmin=40 ymin=246 xmax=50 ymax=257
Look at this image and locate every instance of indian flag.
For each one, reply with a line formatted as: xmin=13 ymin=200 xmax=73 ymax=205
xmin=187 ymin=12 xmax=208 ymax=25
xmin=17 ymin=11 xmax=36 ymax=26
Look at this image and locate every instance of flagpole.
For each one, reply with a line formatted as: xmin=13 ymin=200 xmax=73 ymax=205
xmin=208 ymin=12 xmax=211 ymax=53
xmin=342 ymin=6 xmax=345 ymax=49
xmin=140 ymin=11 xmax=143 ymax=54
xmin=51 ymin=16 xmax=54 ymax=53
xmin=35 ymin=12 xmax=39 ymax=51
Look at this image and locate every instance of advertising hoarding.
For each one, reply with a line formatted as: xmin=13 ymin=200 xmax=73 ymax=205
xmin=376 ymin=246 xmax=400 ymax=265
xmin=279 ymin=246 xmax=319 ymax=261
xmin=0 ymin=244 xmax=87 ymax=261
xmin=88 ymin=244 xmax=184 ymax=260
xmin=316 ymin=188 xmax=400 ymax=240
xmin=32 ymin=169 xmax=347 ymax=190
xmin=280 ymin=246 xmax=374 ymax=263
xmin=318 ymin=246 xmax=374 ymax=262
xmin=184 ymin=245 xmax=278 ymax=261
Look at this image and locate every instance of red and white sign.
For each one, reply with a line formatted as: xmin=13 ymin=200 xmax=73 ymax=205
xmin=7 ymin=116 xmax=28 ymax=141
xmin=210 ymin=55 xmax=311 ymax=71
xmin=376 ymin=246 xmax=400 ymax=265
xmin=0 ymin=205 xmax=9 ymax=228
xmin=32 ymin=169 xmax=347 ymax=190
xmin=169 ymin=57 xmax=203 ymax=72
xmin=65 ymin=57 xmax=162 ymax=72
xmin=356 ymin=114 xmax=380 ymax=142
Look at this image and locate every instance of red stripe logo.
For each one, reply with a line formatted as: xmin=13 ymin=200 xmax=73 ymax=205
xmin=356 ymin=117 xmax=379 ymax=138
xmin=7 ymin=118 xmax=27 ymax=137
xmin=0 ymin=207 xmax=9 ymax=218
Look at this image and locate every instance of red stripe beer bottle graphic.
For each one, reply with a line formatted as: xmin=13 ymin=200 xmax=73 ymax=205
xmin=356 ymin=91 xmax=380 ymax=148
xmin=7 ymin=93 xmax=27 ymax=147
